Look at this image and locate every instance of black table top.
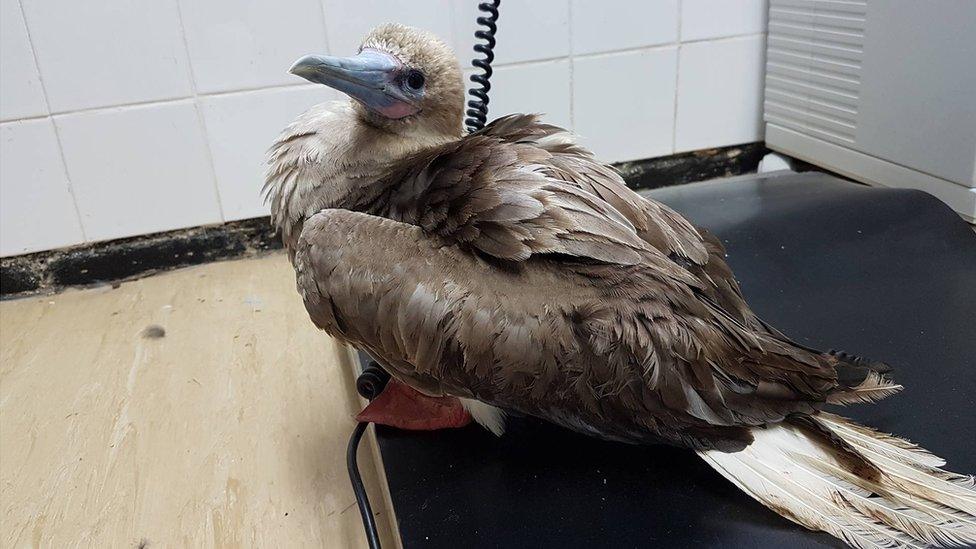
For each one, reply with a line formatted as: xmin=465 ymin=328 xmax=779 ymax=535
xmin=372 ymin=171 xmax=976 ymax=548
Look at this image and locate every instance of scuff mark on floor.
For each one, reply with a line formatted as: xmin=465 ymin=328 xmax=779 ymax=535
xmin=140 ymin=325 xmax=166 ymax=339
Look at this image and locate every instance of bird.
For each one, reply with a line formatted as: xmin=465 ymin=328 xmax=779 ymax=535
xmin=265 ymin=23 xmax=976 ymax=548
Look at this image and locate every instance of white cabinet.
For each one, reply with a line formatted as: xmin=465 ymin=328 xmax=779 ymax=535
xmin=764 ymin=0 xmax=976 ymax=221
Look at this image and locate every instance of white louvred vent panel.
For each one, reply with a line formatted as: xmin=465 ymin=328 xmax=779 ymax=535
xmin=764 ymin=0 xmax=866 ymax=145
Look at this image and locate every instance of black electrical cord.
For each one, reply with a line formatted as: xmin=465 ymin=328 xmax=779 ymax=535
xmin=347 ymin=421 xmax=381 ymax=549
xmin=465 ymin=0 xmax=501 ymax=133
xmin=349 ymin=3 xmax=501 ymax=546
xmin=348 ymin=361 xmax=390 ymax=549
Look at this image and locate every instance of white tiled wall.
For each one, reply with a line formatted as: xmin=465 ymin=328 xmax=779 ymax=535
xmin=574 ymin=48 xmax=678 ymax=161
xmin=571 ymin=0 xmax=678 ymax=55
xmin=55 ymin=101 xmax=223 ymax=242
xmin=674 ymin=35 xmax=766 ymax=152
xmin=199 ymin=86 xmax=336 ymax=220
xmin=0 ymin=0 xmax=767 ymax=257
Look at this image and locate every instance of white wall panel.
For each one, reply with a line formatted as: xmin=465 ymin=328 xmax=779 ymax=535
xmin=2 ymin=1 xmax=770 ymax=254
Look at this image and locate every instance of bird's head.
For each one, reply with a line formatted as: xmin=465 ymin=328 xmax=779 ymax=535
xmin=289 ymin=23 xmax=464 ymax=138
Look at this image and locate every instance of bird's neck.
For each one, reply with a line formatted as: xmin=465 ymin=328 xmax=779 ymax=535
xmin=266 ymin=101 xmax=458 ymax=254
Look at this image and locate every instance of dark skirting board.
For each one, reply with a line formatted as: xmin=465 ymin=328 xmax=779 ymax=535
xmin=0 ymin=143 xmax=763 ymax=299
xmin=370 ymin=171 xmax=976 ymax=548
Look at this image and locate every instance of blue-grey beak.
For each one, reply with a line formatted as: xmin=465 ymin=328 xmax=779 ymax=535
xmin=289 ymin=50 xmax=420 ymax=119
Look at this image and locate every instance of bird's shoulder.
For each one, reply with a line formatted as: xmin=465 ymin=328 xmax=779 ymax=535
xmin=356 ymin=114 xmax=711 ymax=271
xmin=476 ymin=114 xmax=713 ymax=266
xmin=358 ymin=123 xmax=695 ymax=274
xmin=473 ymin=115 xmax=770 ymax=330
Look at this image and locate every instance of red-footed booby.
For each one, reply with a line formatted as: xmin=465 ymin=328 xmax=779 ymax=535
xmin=266 ymin=23 xmax=976 ymax=548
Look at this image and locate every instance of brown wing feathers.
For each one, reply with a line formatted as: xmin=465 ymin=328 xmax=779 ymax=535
xmin=355 ymin=135 xmax=650 ymax=265
xmin=475 ymin=114 xmax=896 ymax=404
xmin=298 ymin=114 xmax=898 ymax=452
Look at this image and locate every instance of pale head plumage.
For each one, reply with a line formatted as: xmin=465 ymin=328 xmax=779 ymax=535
xmin=351 ymin=23 xmax=464 ymax=139
xmin=267 ymin=24 xmax=467 ymax=254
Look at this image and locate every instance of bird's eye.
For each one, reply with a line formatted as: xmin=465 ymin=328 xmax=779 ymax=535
xmin=405 ymin=70 xmax=425 ymax=90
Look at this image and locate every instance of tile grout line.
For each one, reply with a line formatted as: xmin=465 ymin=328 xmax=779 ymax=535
xmin=0 ymin=113 xmax=50 ymax=124
xmin=317 ymin=0 xmax=333 ymax=55
xmin=173 ymin=0 xmax=226 ymax=223
xmin=567 ymin=0 xmax=575 ymax=132
xmin=671 ymin=0 xmax=684 ymax=154
xmin=674 ymin=32 xmax=765 ymax=47
xmin=198 ymin=82 xmax=322 ymax=99
xmin=448 ymin=0 xmax=459 ymax=61
xmin=486 ymin=30 xmax=764 ymax=71
xmin=16 ymin=0 xmax=89 ymax=243
xmin=48 ymin=96 xmax=196 ymax=119
xmin=24 ymin=82 xmax=320 ymax=122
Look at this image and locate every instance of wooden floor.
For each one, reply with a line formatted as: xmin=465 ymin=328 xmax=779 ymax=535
xmin=0 ymin=253 xmax=396 ymax=548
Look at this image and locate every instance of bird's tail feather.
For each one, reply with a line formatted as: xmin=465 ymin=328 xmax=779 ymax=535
xmin=698 ymin=413 xmax=976 ymax=548
xmin=828 ymin=371 xmax=904 ymax=406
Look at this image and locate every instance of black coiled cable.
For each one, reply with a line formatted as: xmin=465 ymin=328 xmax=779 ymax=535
xmin=465 ymin=0 xmax=501 ymax=133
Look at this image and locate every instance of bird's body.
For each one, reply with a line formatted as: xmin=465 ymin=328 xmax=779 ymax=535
xmin=267 ymin=23 xmax=976 ymax=548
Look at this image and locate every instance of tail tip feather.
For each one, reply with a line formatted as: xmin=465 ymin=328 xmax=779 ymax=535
xmin=828 ymin=370 xmax=903 ymax=406
xmin=699 ymin=417 xmax=976 ymax=548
